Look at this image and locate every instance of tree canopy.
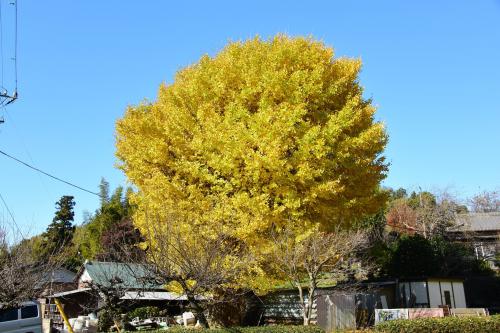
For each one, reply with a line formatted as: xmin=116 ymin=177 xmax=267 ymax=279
xmin=72 ymin=179 xmax=135 ymax=261
xmin=41 ymin=195 xmax=76 ymax=259
xmin=116 ymin=35 xmax=388 ymax=244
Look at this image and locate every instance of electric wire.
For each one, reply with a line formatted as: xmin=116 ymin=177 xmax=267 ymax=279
xmin=3 ymin=108 xmax=55 ymax=199
xmin=0 ymin=190 xmax=24 ymax=238
xmin=0 ymin=149 xmax=100 ymax=196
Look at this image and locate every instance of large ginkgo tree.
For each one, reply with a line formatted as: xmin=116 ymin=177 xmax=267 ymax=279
xmin=115 ymin=35 xmax=388 ymax=322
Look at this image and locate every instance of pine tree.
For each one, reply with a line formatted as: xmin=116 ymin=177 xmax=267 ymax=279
xmin=42 ymin=195 xmax=76 ymax=256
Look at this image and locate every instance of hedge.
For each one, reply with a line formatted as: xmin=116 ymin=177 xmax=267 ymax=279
xmin=373 ymin=314 xmax=500 ymax=333
xmin=143 ymin=325 xmax=325 ymax=333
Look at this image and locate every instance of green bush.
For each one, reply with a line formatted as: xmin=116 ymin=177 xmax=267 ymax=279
xmin=97 ymin=309 xmax=115 ymax=332
xmin=146 ymin=325 xmax=325 ymax=333
xmin=127 ymin=306 xmax=162 ymax=320
xmin=373 ymin=315 xmax=500 ymax=333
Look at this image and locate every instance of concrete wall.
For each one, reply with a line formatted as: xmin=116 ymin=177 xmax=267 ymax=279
xmin=452 ymin=282 xmax=466 ymax=308
xmin=428 ymin=280 xmax=466 ymax=308
xmin=428 ymin=281 xmax=442 ymax=308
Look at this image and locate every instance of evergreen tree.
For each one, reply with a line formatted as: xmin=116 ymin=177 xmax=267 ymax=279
xmin=42 ymin=195 xmax=76 ymax=256
xmin=99 ymin=178 xmax=110 ymax=206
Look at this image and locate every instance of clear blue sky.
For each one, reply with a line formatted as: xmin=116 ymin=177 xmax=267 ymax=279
xmin=0 ymin=0 xmax=499 ymax=236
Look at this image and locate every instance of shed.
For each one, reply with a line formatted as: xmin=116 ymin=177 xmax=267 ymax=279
xmin=47 ymin=260 xmax=189 ymax=329
xmin=260 ymin=277 xmax=467 ymax=331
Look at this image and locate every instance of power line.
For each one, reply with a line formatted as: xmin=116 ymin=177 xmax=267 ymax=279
xmin=4 ymin=108 xmax=55 ymax=199
xmin=0 ymin=149 xmax=100 ymax=196
xmin=0 ymin=190 xmax=24 ymax=238
xmin=0 ymin=0 xmax=17 ymax=107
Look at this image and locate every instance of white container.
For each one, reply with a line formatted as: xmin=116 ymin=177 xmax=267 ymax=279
xmin=67 ymin=318 xmax=77 ymax=330
xmin=182 ymin=312 xmax=196 ymax=326
xmin=73 ymin=319 xmax=84 ymax=330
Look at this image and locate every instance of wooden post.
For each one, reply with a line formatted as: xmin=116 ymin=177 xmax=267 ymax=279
xmin=54 ymin=298 xmax=75 ymax=333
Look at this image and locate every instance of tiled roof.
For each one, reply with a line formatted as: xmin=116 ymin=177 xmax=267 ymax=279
xmin=40 ymin=268 xmax=77 ymax=284
xmin=455 ymin=213 xmax=500 ymax=232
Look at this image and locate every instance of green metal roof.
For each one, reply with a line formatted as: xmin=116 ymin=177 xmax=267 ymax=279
xmin=82 ymin=261 xmax=161 ymax=290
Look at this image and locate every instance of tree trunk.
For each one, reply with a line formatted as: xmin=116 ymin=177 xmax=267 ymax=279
xmin=187 ymin=293 xmax=209 ymax=328
xmin=112 ymin=318 xmax=122 ymax=333
xmin=305 ymin=278 xmax=316 ymax=326
xmin=296 ymin=284 xmax=310 ymax=326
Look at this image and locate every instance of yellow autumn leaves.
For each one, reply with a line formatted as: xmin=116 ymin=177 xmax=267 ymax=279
xmin=115 ymin=35 xmax=388 ymax=291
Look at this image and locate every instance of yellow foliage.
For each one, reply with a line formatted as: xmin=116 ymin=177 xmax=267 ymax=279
xmin=115 ymin=35 xmax=388 ymax=290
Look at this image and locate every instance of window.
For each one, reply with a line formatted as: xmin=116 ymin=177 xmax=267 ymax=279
xmin=399 ymin=282 xmax=410 ymax=307
xmin=0 ymin=308 xmax=18 ymax=322
xmin=399 ymin=282 xmax=430 ymax=308
xmin=21 ymin=305 xmax=39 ymax=319
xmin=410 ymin=282 xmax=429 ymax=307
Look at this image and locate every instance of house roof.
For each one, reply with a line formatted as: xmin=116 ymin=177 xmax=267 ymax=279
xmin=40 ymin=268 xmax=77 ymax=284
xmin=49 ymin=288 xmax=92 ymax=298
xmin=455 ymin=213 xmax=500 ymax=232
xmin=49 ymin=289 xmax=201 ymax=301
xmin=77 ymin=260 xmax=160 ymax=289
xmin=121 ymin=291 xmax=186 ymax=300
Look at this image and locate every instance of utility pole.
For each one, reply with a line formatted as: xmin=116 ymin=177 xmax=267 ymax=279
xmin=0 ymin=0 xmax=18 ymax=123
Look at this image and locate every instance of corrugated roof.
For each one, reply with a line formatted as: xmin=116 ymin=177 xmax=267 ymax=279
xmin=49 ymin=288 xmax=91 ymax=298
xmin=81 ymin=261 xmax=160 ymax=289
xmin=455 ymin=213 xmax=500 ymax=232
xmin=121 ymin=291 xmax=190 ymax=301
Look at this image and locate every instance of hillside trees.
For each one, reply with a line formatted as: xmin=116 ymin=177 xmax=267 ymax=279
xmin=386 ymin=190 xmax=466 ymax=238
xmin=383 ymin=234 xmax=493 ymax=278
xmin=115 ymin=36 xmax=388 ymax=326
xmin=376 ymin=188 xmax=493 ymax=278
xmin=73 ymin=179 xmax=135 ymax=261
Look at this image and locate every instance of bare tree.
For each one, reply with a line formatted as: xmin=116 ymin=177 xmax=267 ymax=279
xmin=414 ymin=194 xmax=459 ymax=239
xmin=141 ymin=218 xmax=256 ymax=328
xmin=270 ymin=227 xmax=369 ymax=325
xmin=0 ymin=225 xmax=62 ymax=310
xmin=469 ymin=190 xmax=500 ymax=213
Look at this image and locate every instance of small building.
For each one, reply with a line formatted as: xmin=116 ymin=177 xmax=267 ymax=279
xmin=48 ymin=260 xmax=189 ymax=329
xmin=39 ymin=267 xmax=77 ymax=296
xmin=451 ymin=213 xmax=500 ymax=270
xmin=38 ymin=268 xmax=77 ymax=325
xmin=260 ymin=277 xmax=467 ymax=331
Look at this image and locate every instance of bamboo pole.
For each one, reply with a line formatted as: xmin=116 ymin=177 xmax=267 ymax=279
xmin=54 ymin=298 xmax=75 ymax=333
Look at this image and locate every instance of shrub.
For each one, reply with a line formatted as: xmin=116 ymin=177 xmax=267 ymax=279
xmin=152 ymin=325 xmax=325 ymax=333
xmin=97 ymin=309 xmax=115 ymax=332
xmin=373 ymin=315 xmax=500 ymax=333
xmin=127 ymin=306 xmax=162 ymax=320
